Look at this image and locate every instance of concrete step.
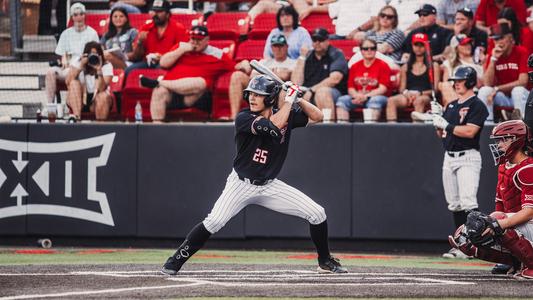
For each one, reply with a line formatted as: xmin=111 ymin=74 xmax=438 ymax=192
xmin=0 ymin=61 xmax=49 ymax=75
xmin=15 ymin=35 xmax=57 ymax=53
xmin=0 ymin=75 xmax=41 ymax=89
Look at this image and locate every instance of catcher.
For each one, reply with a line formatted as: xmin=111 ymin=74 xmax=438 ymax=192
xmin=448 ymin=120 xmax=533 ymax=279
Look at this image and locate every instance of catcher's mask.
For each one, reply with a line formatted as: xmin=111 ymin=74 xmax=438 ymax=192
xmin=489 ymin=120 xmax=531 ymax=165
xmin=243 ymin=75 xmax=281 ymax=108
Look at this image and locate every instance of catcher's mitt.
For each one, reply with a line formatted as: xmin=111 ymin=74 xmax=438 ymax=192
xmin=464 ymin=211 xmax=504 ymax=247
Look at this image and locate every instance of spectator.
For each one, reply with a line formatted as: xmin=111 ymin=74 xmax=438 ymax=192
xmin=139 ymin=26 xmax=235 ymax=122
xmin=101 ymin=6 xmax=138 ymax=70
xmin=389 ymin=0 xmax=441 ymax=33
xmin=401 ymin=4 xmax=454 ymax=62
xmin=387 ymin=33 xmax=440 ymax=122
xmin=263 ymin=5 xmax=312 ymax=60
xmin=452 ymin=7 xmax=488 ymax=64
xmin=125 ymin=0 xmax=187 ymax=78
xmin=439 ymin=34 xmax=483 ymax=107
xmin=45 ymin=2 xmax=99 ymax=104
xmin=358 ymin=5 xmax=405 ymax=63
xmin=436 ymin=0 xmax=479 ymax=30
xmin=109 ymin=0 xmax=144 ymax=14
xmin=336 ymin=39 xmax=391 ymax=122
xmin=475 ymin=0 xmax=527 ymax=34
xmin=291 ymin=27 xmax=348 ymax=121
xmin=66 ymin=41 xmax=114 ymax=121
xmin=247 ymin=0 xmax=330 ymax=23
xmin=231 ymin=34 xmax=296 ymax=120
xmin=478 ymin=23 xmax=529 ymax=122
xmin=329 ymin=0 xmax=389 ymax=40
xmin=521 ymin=9 xmax=533 ymax=54
xmin=497 ymin=7 xmax=522 ymax=44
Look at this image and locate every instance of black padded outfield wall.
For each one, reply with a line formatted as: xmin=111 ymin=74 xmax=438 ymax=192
xmin=0 ymin=123 xmax=498 ymax=241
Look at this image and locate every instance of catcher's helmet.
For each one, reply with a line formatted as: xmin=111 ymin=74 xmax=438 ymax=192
xmin=448 ymin=66 xmax=477 ymax=89
xmin=489 ymin=120 xmax=532 ymax=165
xmin=243 ymin=75 xmax=281 ymax=108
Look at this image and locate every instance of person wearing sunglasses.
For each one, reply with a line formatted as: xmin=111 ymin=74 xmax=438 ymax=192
xmin=362 ymin=5 xmax=405 ymax=63
xmin=336 ymin=39 xmax=391 ymax=122
xmin=45 ymin=2 xmax=99 ymax=105
xmin=436 ymin=0 xmax=479 ymax=30
xmin=477 ymin=23 xmax=529 ymax=123
xmin=401 ymin=4 xmax=453 ymax=63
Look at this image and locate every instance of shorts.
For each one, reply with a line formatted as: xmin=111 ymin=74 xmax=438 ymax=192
xmin=169 ymin=91 xmax=212 ymax=113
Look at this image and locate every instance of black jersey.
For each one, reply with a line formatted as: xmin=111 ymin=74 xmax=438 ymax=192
xmin=441 ymin=95 xmax=489 ymax=151
xmin=233 ymin=107 xmax=309 ymax=181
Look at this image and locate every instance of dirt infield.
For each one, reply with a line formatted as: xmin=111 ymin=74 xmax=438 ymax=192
xmin=2 ymin=262 xmax=533 ymax=299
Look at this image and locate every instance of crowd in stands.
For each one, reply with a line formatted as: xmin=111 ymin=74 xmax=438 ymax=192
xmin=42 ymin=0 xmax=533 ymax=123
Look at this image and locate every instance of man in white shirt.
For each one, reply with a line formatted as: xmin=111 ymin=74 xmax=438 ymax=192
xmin=229 ymin=34 xmax=296 ymax=120
xmin=45 ymin=2 xmax=99 ymax=104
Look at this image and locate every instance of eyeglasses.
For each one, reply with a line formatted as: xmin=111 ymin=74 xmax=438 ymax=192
xmin=361 ymin=46 xmax=377 ymax=51
xmin=379 ymin=13 xmax=396 ymax=20
xmin=418 ymin=12 xmax=431 ymax=17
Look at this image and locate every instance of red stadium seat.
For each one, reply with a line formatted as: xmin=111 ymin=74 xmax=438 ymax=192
xmin=235 ymin=40 xmax=265 ymax=62
xmin=300 ymin=12 xmax=335 ymax=34
xmin=248 ymin=13 xmax=277 ymax=40
xmin=389 ymin=69 xmax=400 ymax=93
xmin=329 ymin=40 xmax=359 ymax=60
xmin=206 ymin=12 xmax=250 ymax=41
xmin=129 ymin=14 xmax=153 ymax=30
xmin=171 ymin=13 xmax=203 ymax=28
xmin=209 ymin=40 xmax=236 ymax=59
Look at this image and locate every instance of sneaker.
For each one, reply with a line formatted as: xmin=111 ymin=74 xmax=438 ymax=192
xmin=411 ymin=111 xmax=433 ymax=123
xmin=442 ymin=248 xmax=472 ymax=259
xmin=139 ymin=75 xmax=159 ymax=89
xmin=317 ymin=256 xmax=348 ymax=274
xmin=491 ymin=263 xmax=513 ymax=274
xmin=161 ymin=256 xmax=183 ymax=275
xmin=520 ymin=268 xmax=533 ymax=279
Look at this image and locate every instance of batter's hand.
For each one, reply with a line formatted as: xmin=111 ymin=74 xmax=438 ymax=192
xmin=284 ymin=84 xmax=299 ymax=104
xmin=431 ymin=101 xmax=443 ymax=116
xmin=432 ymin=115 xmax=449 ymax=130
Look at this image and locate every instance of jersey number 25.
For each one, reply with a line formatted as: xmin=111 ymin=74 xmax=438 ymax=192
xmin=253 ymin=148 xmax=268 ymax=164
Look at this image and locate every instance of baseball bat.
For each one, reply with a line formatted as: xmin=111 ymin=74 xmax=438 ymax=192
xmin=249 ymin=59 xmax=306 ymax=97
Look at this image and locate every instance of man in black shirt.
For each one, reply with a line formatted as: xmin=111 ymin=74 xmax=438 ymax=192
xmin=402 ymin=4 xmax=454 ymax=62
xmin=432 ymin=66 xmax=489 ymax=259
xmin=453 ymin=8 xmax=488 ymax=63
xmin=161 ymin=75 xmax=348 ymax=275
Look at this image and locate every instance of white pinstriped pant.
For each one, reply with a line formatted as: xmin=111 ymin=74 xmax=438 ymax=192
xmin=442 ymin=149 xmax=482 ymax=212
xmin=506 ymin=213 xmax=533 ymax=242
xmin=203 ymin=170 xmax=327 ymax=234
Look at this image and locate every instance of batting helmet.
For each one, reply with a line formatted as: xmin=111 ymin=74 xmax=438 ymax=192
xmin=448 ymin=66 xmax=477 ymax=89
xmin=243 ymin=75 xmax=281 ymax=108
xmin=489 ymin=120 xmax=532 ymax=165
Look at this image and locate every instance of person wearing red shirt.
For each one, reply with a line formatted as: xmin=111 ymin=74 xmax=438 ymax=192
xmin=140 ymin=26 xmax=236 ymax=122
xmin=475 ymin=0 xmax=527 ymax=34
xmin=478 ymin=23 xmax=529 ymax=123
xmin=335 ymin=39 xmax=390 ymax=122
xmin=125 ymin=0 xmax=187 ymax=77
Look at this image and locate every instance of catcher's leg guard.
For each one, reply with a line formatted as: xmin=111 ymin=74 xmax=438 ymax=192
xmin=449 ymin=225 xmax=516 ymax=265
xmin=500 ymin=228 xmax=533 ymax=269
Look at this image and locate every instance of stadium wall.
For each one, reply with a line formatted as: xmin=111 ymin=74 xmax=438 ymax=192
xmin=0 ymin=123 xmax=498 ymax=241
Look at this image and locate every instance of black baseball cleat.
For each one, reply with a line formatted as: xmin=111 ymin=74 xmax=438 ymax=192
xmin=491 ymin=263 xmax=513 ymax=275
xmin=161 ymin=256 xmax=183 ymax=275
xmin=139 ymin=75 xmax=159 ymax=89
xmin=317 ymin=256 xmax=348 ymax=274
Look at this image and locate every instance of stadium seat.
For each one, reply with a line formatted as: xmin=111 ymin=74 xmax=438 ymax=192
xmin=248 ymin=13 xmax=277 ymax=40
xmin=209 ymin=40 xmax=236 ymax=59
xmin=329 ymin=40 xmax=359 ymax=61
xmin=205 ymin=12 xmax=250 ymax=41
xmin=129 ymin=14 xmax=153 ymax=30
xmin=300 ymin=12 xmax=335 ymax=34
xmin=235 ymin=40 xmax=265 ymax=62
xmin=170 ymin=13 xmax=203 ymax=28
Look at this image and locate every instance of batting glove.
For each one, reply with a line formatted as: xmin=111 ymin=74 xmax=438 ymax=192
xmin=284 ymin=85 xmax=299 ymax=104
xmin=431 ymin=101 xmax=443 ymax=116
xmin=432 ymin=114 xmax=449 ymax=130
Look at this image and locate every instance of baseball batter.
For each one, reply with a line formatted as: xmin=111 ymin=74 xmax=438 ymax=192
xmin=161 ymin=74 xmax=347 ymax=275
xmin=449 ymin=120 xmax=533 ymax=279
xmin=431 ymin=66 xmax=489 ymax=258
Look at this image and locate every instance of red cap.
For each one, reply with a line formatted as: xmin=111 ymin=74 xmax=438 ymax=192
xmin=411 ymin=33 xmax=428 ymax=45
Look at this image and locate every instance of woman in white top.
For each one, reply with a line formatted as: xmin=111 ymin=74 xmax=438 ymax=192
xmin=439 ymin=34 xmax=483 ymax=107
xmin=66 ymin=41 xmax=115 ymax=121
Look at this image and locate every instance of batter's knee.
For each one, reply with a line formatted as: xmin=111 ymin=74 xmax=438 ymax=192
xmin=309 ymin=205 xmax=327 ymax=225
xmin=202 ymin=215 xmax=227 ymax=234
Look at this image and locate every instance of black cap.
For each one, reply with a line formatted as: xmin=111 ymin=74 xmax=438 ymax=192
xmin=490 ymin=23 xmax=513 ymax=39
xmin=151 ymin=0 xmax=170 ymax=12
xmin=270 ymin=34 xmax=287 ymax=45
xmin=311 ymin=27 xmax=329 ymax=40
xmin=456 ymin=7 xmax=474 ymax=19
xmin=189 ymin=25 xmax=209 ymax=38
xmin=415 ymin=4 xmax=437 ymax=15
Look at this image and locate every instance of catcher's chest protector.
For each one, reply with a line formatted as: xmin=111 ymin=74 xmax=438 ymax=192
xmin=498 ymin=164 xmax=524 ymax=213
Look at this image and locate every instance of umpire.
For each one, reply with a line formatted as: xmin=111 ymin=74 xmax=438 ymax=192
xmin=431 ymin=66 xmax=489 ymax=259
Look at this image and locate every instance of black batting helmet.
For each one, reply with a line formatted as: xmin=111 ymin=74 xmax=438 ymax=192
xmin=243 ymin=75 xmax=281 ymax=107
xmin=448 ymin=66 xmax=477 ymax=89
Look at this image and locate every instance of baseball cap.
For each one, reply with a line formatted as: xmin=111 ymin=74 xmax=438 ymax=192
xmin=151 ymin=0 xmax=171 ymax=12
xmin=456 ymin=7 xmax=474 ymax=19
xmin=311 ymin=27 xmax=329 ymax=41
xmin=450 ymin=34 xmax=473 ymax=48
xmin=415 ymin=4 xmax=437 ymax=15
xmin=189 ymin=25 xmax=209 ymax=39
xmin=490 ymin=23 xmax=512 ymax=40
xmin=270 ymin=34 xmax=287 ymax=46
xmin=70 ymin=2 xmax=86 ymax=16
xmin=411 ymin=33 xmax=428 ymax=44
